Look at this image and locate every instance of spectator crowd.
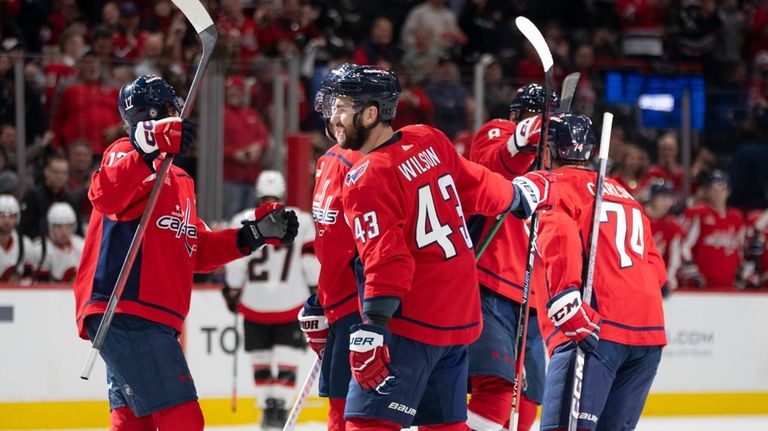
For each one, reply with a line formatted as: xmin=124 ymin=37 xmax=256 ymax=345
xmin=2 ymin=0 xmax=768 ymax=289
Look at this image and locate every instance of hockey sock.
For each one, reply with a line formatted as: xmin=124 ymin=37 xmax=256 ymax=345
xmin=109 ymin=406 xmax=154 ymax=431
xmin=151 ymin=400 xmax=204 ymax=431
xmin=419 ymin=421 xmax=471 ymax=431
xmin=346 ymin=417 xmax=401 ymax=431
xmin=328 ymin=397 xmax=347 ymax=431
xmin=518 ymin=395 xmax=538 ymax=431
xmin=467 ymin=375 xmax=514 ymax=430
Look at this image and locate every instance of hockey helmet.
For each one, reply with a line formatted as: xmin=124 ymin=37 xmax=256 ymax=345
xmin=47 ymin=202 xmax=77 ymax=228
xmin=256 ymin=170 xmax=286 ymax=200
xmin=118 ymin=75 xmax=184 ymax=127
xmin=547 ymin=113 xmax=596 ymax=162
xmin=0 ymin=194 xmax=19 ymax=216
xmin=509 ymin=83 xmax=560 ymax=116
xmin=315 ymin=63 xmax=357 ymax=119
xmin=329 ymin=65 xmax=401 ymax=121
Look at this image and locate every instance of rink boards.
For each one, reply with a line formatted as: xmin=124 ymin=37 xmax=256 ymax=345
xmin=0 ymin=284 xmax=767 ymax=429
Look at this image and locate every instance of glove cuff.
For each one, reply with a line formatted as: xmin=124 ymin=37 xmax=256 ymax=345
xmin=236 ymin=225 xmax=264 ymax=254
xmin=547 ymin=287 xmax=582 ymax=326
xmin=302 ymin=294 xmax=325 ymax=316
xmin=349 ymin=323 xmax=391 ymax=353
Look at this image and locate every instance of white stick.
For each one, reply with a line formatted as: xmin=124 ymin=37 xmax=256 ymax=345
xmin=282 ymin=356 xmax=322 ymax=431
xmin=568 ymin=112 xmax=613 ymax=431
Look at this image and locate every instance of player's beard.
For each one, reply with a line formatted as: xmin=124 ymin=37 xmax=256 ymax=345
xmin=336 ymin=116 xmax=367 ymax=151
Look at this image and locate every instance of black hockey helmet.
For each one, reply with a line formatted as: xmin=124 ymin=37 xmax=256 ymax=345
xmin=315 ymin=63 xmax=357 ymax=119
xmin=547 ymin=113 xmax=596 ymax=162
xmin=510 ymin=83 xmax=560 ymax=116
xmin=118 ymin=75 xmax=184 ymax=127
xmin=700 ymin=169 xmax=729 ymax=188
xmin=329 ymin=65 xmax=401 ymax=121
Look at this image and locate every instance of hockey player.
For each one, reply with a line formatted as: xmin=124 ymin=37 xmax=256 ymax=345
xmin=222 ymin=170 xmax=319 ymax=430
xmin=681 ymin=170 xmax=745 ymax=289
xmin=0 ymin=194 xmax=38 ymax=282
xmin=330 ymin=65 xmax=554 ymax=431
xmin=644 ymin=180 xmax=683 ymax=294
xmin=73 ymin=75 xmax=299 ymax=431
xmin=534 ymin=113 xmax=666 ymax=431
xmin=36 ymin=202 xmax=84 ymax=282
xmin=465 ymin=84 xmax=555 ymax=431
xmin=298 ymin=63 xmax=363 ymax=431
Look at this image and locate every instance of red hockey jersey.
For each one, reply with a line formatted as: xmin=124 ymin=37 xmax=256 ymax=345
xmin=649 ymin=214 xmax=684 ymax=290
xmin=312 ymin=145 xmax=362 ymax=324
xmin=536 ymin=167 xmax=667 ymax=354
xmin=681 ymin=204 xmax=745 ymax=288
xmin=73 ymin=138 xmax=245 ymax=338
xmin=342 ymin=125 xmax=515 ymax=346
xmin=469 ymin=119 xmax=544 ymax=303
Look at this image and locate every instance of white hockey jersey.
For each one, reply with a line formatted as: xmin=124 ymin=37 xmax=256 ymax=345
xmin=37 ymin=235 xmax=85 ymax=282
xmin=0 ymin=231 xmax=40 ymax=282
xmin=225 ymin=207 xmax=320 ymax=323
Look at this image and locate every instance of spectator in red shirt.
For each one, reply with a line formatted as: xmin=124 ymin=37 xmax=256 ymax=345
xmin=223 ymin=76 xmax=271 ymax=219
xmin=44 ymin=27 xmax=83 ymax=113
xmin=352 ymin=16 xmax=402 ymax=68
xmin=50 ymin=50 xmax=123 ymax=155
xmin=258 ymin=0 xmax=321 ymax=54
xmin=391 ymin=64 xmax=433 ymax=130
xmin=610 ymin=144 xmax=649 ymax=198
xmin=642 ymin=132 xmax=684 ymax=192
xmin=112 ymin=2 xmax=145 ymax=60
xmin=218 ymin=0 xmax=260 ymax=61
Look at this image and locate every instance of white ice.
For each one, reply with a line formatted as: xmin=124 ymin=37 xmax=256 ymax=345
xmin=33 ymin=416 xmax=768 ymax=431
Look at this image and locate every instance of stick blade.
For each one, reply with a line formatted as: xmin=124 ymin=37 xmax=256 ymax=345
xmin=556 ymin=72 xmax=580 ymax=113
xmin=515 ymin=17 xmax=553 ymax=72
xmin=171 ymin=0 xmax=214 ymax=33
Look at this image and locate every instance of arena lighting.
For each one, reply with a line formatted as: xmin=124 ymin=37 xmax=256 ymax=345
xmin=638 ymin=94 xmax=675 ymax=112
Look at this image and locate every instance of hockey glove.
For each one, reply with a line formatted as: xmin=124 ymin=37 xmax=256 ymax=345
xmin=130 ymin=117 xmax=196 ymax=166
xmin=509 ymin=171 xmax=554 ymax=219
xmin=547 ymin=287 xmax=601 ymax=353
xmin=507 ymin=115 xmax=542 ymax=155
xmin=221 ymin=285 xmax=242 ymax=313
xmin=349 ymin=323 xmax=396 ymax=394
xmin=237 ymin=202 xmax=299 ymax=253
xmin=298 ymin=294 xmax=329 ymax=357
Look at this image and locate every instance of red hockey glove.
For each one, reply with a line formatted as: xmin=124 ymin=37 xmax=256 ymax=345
xmin=508 ymin=115 xmax=542 ymax=155
xmin=298 ymin=294 xmax=329 ymax=357
xmin=130 ymin=117 xmax=196 ymax=164
xmin=509 ymin=170 xmax=556 ymax=219
xmin=237 ymin=202 xmax=299 ymax=253
xmin=547 ymin=287 xmax=601 ymax=353
xmin=349 ymin=324 xmax=396 ymax=394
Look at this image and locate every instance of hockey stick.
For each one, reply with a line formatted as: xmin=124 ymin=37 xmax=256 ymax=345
xmin=474 ymin=70 xmax=579 ymax=260
xmin=282 ymin=356 xmax=322 ymax=431
xmin=508 ymin=16 xmax=554 ymax=431
xmin=568 ymin=112 xmax=613 ymax=431
xmin=231 ymin=313 xmax=239 ymax=412
xmin=80 ymin=0 xmax=218 ymax=380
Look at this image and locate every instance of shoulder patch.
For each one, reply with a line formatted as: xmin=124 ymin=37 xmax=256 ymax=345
xmin=345 ymin=160 xmax=370 ymax=186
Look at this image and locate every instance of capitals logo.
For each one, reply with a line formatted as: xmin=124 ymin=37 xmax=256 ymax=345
xmin=156 ymin=198 xmax=198 ymax=256
xmin=313 ymin=179 xmax=339 ymax=224
xmin=345 ymin=160 xmax=370 ymax=186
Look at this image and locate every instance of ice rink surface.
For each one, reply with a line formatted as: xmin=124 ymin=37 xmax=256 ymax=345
xmin=31 ymin=415 xmax=768 ymax=431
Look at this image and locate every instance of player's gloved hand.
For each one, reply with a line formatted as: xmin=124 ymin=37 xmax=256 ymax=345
xmin=547 ymin=287 xmax=601 ymax=353
xmin=298 ymin=294 xmax=329 ymax=357
xmin=349 ymin=323 xmax=396 ymax=394
xmin=679 ymin=261 xmax=705 ymax=288
xmin=130 ymin=117 xmax=196 ymax=165
xmin=236 ymin=202 xmax=299 ymax=253
xmin=509 ymin=171 xmax=555 ymax=219
xmin=508 ymin=115 xmax=542 ymax=155
xmin=221 ymin=285 xmax=242 ymax=313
